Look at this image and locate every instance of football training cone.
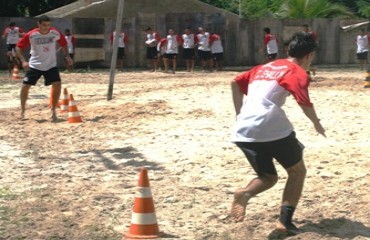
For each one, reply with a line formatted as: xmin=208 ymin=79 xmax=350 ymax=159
xmin=11 ymin=65 xmax=21 ymax=80
xmin=60 ymin=88 xmax=69 ymax=113
xmin=48 ymin=87 xmax=61 ymax=108
xmin=364 ymin=67 xmax=370 ymax=88
xmin=125 ymin=167 xmax=161 ymax=239
xmin=68 ymin=94 xmax=82 ymax=123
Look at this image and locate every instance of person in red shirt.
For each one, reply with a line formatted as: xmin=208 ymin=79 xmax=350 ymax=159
xmin=110 ymin=30 xmax=128 ymax=71
xmin=230 ymin=32 xmax=325 ymax=235
xmin=2 ymin=22 xmax=25 ymax=74
xmin=16 ymin=15 xmax=73 ymax=121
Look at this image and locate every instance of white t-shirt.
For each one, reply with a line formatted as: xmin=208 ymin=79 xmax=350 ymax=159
xmin=232 ymin=59 xmax=313 ymax=142
xmin=264 ymin=34 xmax=278 ymax=54
xmin=196 ymin=32 xmax=211 ymax=51
xmin=3 ymin=26 xmax=24 ymax=44
xmin=356 ymin=35 xmax=370 ymax=53
xmin=65 ymin=35 xmax=75 ymax=54
xmin=182 ymin=33 xmax=195 ymax=49
xmin=210 ymin=34 xmax=223 ymax=54
xmin=17 ymin=27 xmax=67 ymax=71
xmin=165 ymin=34 xmax=181 ymax=54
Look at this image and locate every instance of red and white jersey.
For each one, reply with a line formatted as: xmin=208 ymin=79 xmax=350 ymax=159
xmin=182 ymin=33 xmax=197 ymax=49
xmin=17 ymin=27 xmax=67 ymax=71
xmin=196 ymin=32 xmax=211 ymax=51
xmin=164 ymin=34 xmax=183 ymax=54
xmin=110 ymin=31 xmax=128 ymax=48
xmin=210 ymin=34 xmax=223 ymax=54
xmin=232 ymin=59 xmax=312 ymax=142
xmin=3 ymin=26 xmax=24 ymax=44
xmin=355 ymin=34 xmax=370 ymax=53
xmin=145 ymin=32 xmax=161 ymax=46
xmin=65 ymin=35 xmax=76 ymax=54
xmin=263 ymin=33 xmax=278 ymax=54
xmin=157 ymin=38 xmax=167 ymax=55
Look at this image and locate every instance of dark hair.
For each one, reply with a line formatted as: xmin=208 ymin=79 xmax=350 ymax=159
xmin=263 ymin=27 xmax=270 ymax=34
xmin=145 ymin=27 xmax=152 ymax=31
xmin=302 ymin=24 xmax=309 ymax=28
xmin=287 ymin=32 xmax=317 ymax=58
xmin=38 ymin=15 xmax=51 ymax=23
xmin=65 ymin=29 xmax=70 ymax=33
xmin=9 ymin=22 xmax=16 ymax=27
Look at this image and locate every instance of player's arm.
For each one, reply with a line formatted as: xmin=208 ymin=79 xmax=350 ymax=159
xmin=231 ymin=79 xmax=244 ymax=115
xmin=16 ymin=46 xmax=29 ymax=70
xmin=299 ymin=104 xmax=326 ymax=137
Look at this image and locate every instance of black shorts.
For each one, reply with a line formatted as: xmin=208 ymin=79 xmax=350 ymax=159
xmin=23 ymin=67 xmax=61 ymax=86
xmin=357 ymin=52 xmax=368 ymax=60
xmin=183 ymin=48 xmax=195 ymax=59
xmin=164 ymin=53 xmax=177 ymax=59
xmin=198 ymin=50 xmax=212 ymax=60
xmin=212 ymin=52 xmax=223 ymax=61
xmin=147 ymin=47 xmax=158 ymax=59
xmin=69 ymin=53 xmax=74 ymax=60
xmin=7 ymin=44 xmax=16 ymax=52
xmin=235 ymin=131 xmax=304 ymax=175
xmin=117 ymin=47 xmax=125 ymax=59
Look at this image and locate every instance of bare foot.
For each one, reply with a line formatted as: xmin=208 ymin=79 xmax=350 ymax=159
xmin=230 ymin=188 xmax=251 ymax=222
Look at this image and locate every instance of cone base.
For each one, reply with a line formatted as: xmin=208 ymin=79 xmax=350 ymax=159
xmin=124 ymin=232 xmax=162 ymax=239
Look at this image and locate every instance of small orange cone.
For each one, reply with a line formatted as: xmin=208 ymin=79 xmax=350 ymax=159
xmin=48 ymin=87 xmax=61 ymax=108
xmin=60 ymin=88 xmax=69 ymax=113
xmin=68 ymin=94 xmax=82 ymax=123
xmin=125 ymin=167 xmax=161 ymax=239
xmin=11 ymin=65 xmax=21 ymax=80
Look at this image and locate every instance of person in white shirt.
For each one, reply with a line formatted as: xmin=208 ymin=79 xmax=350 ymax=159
xmin=182 ymin=28 xmax=197 ymax=72
xmin=64 ymin=29 xmax=76 ymax=71
xmin=16 ymin=15 xmax=73 ymax=121
xmin=196 ymin=27 xmax=212 ymax=72
xmin=2 ymin=22 xmax=25 ymax=74
xmin=160 ymin=29 xmax=183 ymax=74
xmin=209 ymin=33 xmax=224 ymax=71
xmin=355 ymin=29 xmax=370 ymax=70
xmin=260 ymin=27 xmax=279 ymax=62
xmin=230 ymin=32 xmax=325 ymax=235
xmin=110 ymin=30 xmax=128 ymax=71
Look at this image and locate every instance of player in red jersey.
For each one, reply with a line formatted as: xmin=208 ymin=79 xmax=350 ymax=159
xmin=230 ymin=32 xmax=325 ymax=235
xmin=16 ymin=15 xmax=73 ymax=121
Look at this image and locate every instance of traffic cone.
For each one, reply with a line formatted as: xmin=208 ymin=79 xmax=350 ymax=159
xmin=11 ymin=65 xmax=21 ymax=80
xmin=125 ymin=167 xmax=161 ymax=239
xmin=60 ymin=88 xmax=69 ymax=113
xmin=48 ymin=87 xmax=61 ymax=108
xmin=68 ymin=94 xmax=82 ymax=123
xmin=364 ymin=67 xmax=370 ymax=88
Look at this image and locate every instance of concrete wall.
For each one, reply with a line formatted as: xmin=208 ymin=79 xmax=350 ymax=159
xmin=0 ymin=17 xmax=368 ymax=69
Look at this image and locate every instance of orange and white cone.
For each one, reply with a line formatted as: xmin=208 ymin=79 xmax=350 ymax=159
xmin=68 ymin=94 xmax=82 ymax=123
xmin=11 ymin=65 xmax=21 ymax=80
xmin=48 ymin=87 xmax=61 ymax=108
xmin=125 ymin=167 xmax=161 ymax=239
xmin=60 ymin=88 xmax=69 ymax=113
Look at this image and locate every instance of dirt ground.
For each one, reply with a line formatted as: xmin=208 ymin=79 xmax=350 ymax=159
xmin=0 ymin=67 xmax=369 ymax=240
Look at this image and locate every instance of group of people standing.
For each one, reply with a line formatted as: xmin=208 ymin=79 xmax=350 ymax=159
xmin=144 ymin=26 xmax=224 ymax=73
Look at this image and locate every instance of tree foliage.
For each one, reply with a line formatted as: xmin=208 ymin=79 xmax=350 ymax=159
xmin=201 ymin=0 xmax=365 ymax=18
xmin=275 ymin=0 xmax=356 ymax=18
xmin=0 ymin=0 xmax=77 ymax=17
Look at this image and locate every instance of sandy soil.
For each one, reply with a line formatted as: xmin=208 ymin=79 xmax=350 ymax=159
xmin=0 ymin=67 xmax=369 ymax=240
